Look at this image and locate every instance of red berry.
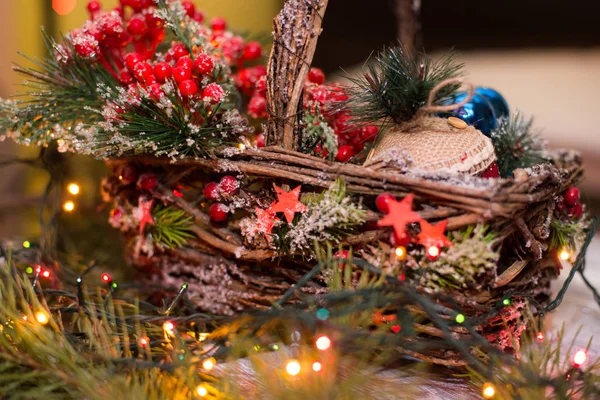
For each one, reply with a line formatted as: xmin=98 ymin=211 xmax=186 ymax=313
xmin=110 ymin=208 xmax=123 ymax=219
xmin=119 ymin=164 xmax=138 ymax=184
xmin=334 ymin=250 xmax=350 ymax=269
xmin=137 ymin=173 xmax=157 ymax=190
xmin=153 ymin=62 xmax=172 ymax=83
xmin=125 ymin=53 xmax=143 ymax=71
xmin=176 ymin=56 xmax=193 ymax=71
xmin=218 ymin=175 xmax=239 ymax=195
xmin=148 ymin=83 xmax=164 ymax=100
xmin=120 ymin=70 xmax=133 ymax=84
xmin=167 ymin=43 xmax=189 ymax=62
xmin=255 ymin=75 xmax=267 ymax=95
xmin=127 ymin=16 xmax=147 ymax=35
xmin=202 ymin=83 xmax=225 ymax=104
xmin=307 ymin=68 xmax=325 ymax=85
xmin=203 ymin=182 xmax=220 ymax=201
xmin=556 ymin=202 xmax=565 ymax=213
xmin=178 ymin=80 xmax=198 ymax=97
xmin=315 ymin=144 xmax=328 ymax=158
xmin=145 ymin=9 xmax=164 ymax=29
xmin=193 ymin=10 xmax=205 ymax=23
xmin=256 ymin=133 xmax=265 ymax=148
xmin=335 ymin=145 xmax=355 ymax=163
xmin=242 ymin=42 xmax=262 ymax=60
xmin=361 ymin=125 xmax=379 ymax=142
xmin=248 ymin=95 xmax=267 ymax=118
xmin=181 ymin=1 xmax=195 ymax=17
xmin=87 ymin=1 xmax=102 ymax=14
xmin=73 ymin=34 xmax=99 ymax=58
xmin=564 ymin=187 xmax=580 ymax=207
xmin=391 ymin=231 xmax=411 ymax=247
xmin=375 ymin=193 xmax=395 ymax=214
xmin=172 ymin=66 xmax=192 ymax=83
xmin=128 ymin=0 xmax=150 ymax=11
xmin=209 ymin=203 xmax=228 ymax=222
xmin=567 ymin=203 xmax=583 ymax=219
xmin=134 ymin=62 xmax=154 ymax=83
xmin=211 ymin=17 xmax=227 ymax=32
xmin=193 ymin=54 xmax=214 ymax=75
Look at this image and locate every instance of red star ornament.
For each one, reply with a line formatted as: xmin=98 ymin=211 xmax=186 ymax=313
xmin=417 ymin=219 xmax=454 ymax=249
xmin=269 ymin=185 xmax=307 ymax=224
xmin=138 ymin=198 xmax=155 ymax=235
xmin=253 ymin=206 xmax=279 ymax=243
xmin=377 ymin=193 xmax=423 ymax=238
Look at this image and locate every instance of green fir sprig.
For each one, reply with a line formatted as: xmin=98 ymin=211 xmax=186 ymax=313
xmin=490 ymin=112 xmax=548 ymax=177
xmin=346 ymin=46 xmax=464 ymax=124
xmin=150 ymin=206 xmax=195 ymax=249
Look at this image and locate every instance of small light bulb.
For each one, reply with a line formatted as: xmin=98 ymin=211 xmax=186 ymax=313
xmin=101 ymin=273 xmax=112 ymax=283
xmin=67 ymin=183 xmax=80 ymax=195
xmin=455 ymin=313 xmax=465 ymax=324
xmin=237 ymin=143 xmax=246 ymax=150
xmin=286 ymin=360 xmax=301 ymax=376
xmin=196 ymin=385 xmax=208 ymax=397
xmin=139 ymin=337 xmax=149 ymax=347
xmin=427 ymin=246 xmax=440 ymax=259
xmin=573 ymin=350 xmax=587 ymax=367
xmin=482 ymin=382 xmax=496 ymax=398
xmin=394 ymin=246 xmax=406 ymax=260
xmin=202 ymin=357 xmax=216 ymax=370
xmin=22 ymin=240 xmax=31 ymax=249
xmin=63 ymin=201 xmax=75 ymax=212
xmin=163 ymin=321 xmax=175 ymax=333
xmin=315 ymin=335 xmax=331 ymax=351
xmin=502 ymin=298 xmax=511 ymax=306
xmin=312 ymin=361 xmax=322 ymax=372
xmin=536 ymin=332 xmax=545 ymax=342
xmin=42 ymin=270 xmax=51 ymax=278
xmin=559 ymin=249 xmax=570 ymax=261
xmin=35 ymin=311 xmax=49 ymax=325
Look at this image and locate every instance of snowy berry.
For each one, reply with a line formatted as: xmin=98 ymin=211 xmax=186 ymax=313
xmin=219 ymin=175 xmax=239 ymax=195
xmin=172 ymin=66 xmax=192 ymax=83
xmin=127 ymin=16 xmax=147 ymax=35
xmin=335 ymin=145 xmax=355 ymax=162
xmin=307 ymin=68 xmax=325 ymax=85
xmin=242 ymin=42 xmax=262 ymax=60
xmin=211 ymin=17 xmax=227 ymax=32
xmin=73 ymin=33 xmax=99 ymax=58
xmin=125 ymin=52 xmax=143 ymax=71
xmin=255 ymin=75 xmax=267 ymax=95
xmin=567 ymin=203 xmax=583 ymax=219
xmin=315 ymin=144 xmax=328 ymax=158
xmin=87 ymin=1 xmax=102 ymax=14
xmin=209 ymin=203 xmax=228 ymax=222
xmin=137 ymin=173 xmax=157 ymax=190
xmin=176 ymin=56 xmax=193 ymax=71
xmin=203 ymin=83 xmax=225 ymax=104
xmin=564 ymin=187 xmax=580 ymax=207
xmin=118 ymin=164 xmax=138 ymax=184
xmin=361 ymin=125 xmax=379 ymax=142
xmin=153 ymin=62 xmax=172 ymax=83
xmin=167 ymin=43 xmax=189 ymax=62
xmin=133 ymin=62 xmax=154 ymax=83
xmin=193 ymin=11 xmax=205 ymax=23
xmin=248 ymin=94 xmax=267 ymax=118
xmin=181 ymin=1 xmax=196 ymax=17
xmin=256 ymin=133 xmax=265 ymax=148
xmin=203 ymin=182 xmax=220 ymax=201
xmin=148 ymin=83 xmax=164 ymax=100
xmin=178 ymin=80 xmax=198 ymax=97
xmin=193 ymin=53 xmax=214 ymax=75
xmin=221 ymin=36 xmax=244 ymax=61
xmin=375 ymin=193 xmax=395 ymax=214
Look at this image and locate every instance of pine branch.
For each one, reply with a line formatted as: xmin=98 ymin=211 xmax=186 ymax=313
xmin=150 ymin=206 xmax=195 ymax=249
xmin=346 ymin=46 xmax=464 ymax=124
xmin=490 ymin=112 xmax=548 ymax=177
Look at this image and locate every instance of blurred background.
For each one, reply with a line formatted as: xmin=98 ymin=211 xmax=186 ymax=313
xmin=1 ymin=0 xmax=599 ymax=247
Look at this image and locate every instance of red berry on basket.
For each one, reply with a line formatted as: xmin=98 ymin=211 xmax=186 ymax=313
xmin=127 ymin=16 xmax=147 ymax=35
xmin=178 ymin=80 xmax=198 ymax=97
xmin=133 ymin=62 xmax=154 ymax=83
xmin=202 ymin=83 xmax=225 ymax=104
xmin=168 ymin=43 xmax=189 ymax=61
xmin=203 ymin=182 xmax=220 ymax=201
xmin=137 ymin=173 xmax=157 ymax=190
xmin=255 ymin=75 xmax=267 ymax=95
xmin=335 ymin=145 xmax=355 ymax=162
xmin=211 ymin=17 xmax=227 ymax=32
xmin=119 ymin=164 xmax=138 ymax=184
xmin=361 ymin=125 xmax=379 ymax=142
xmin=256 ymin=133 xmax=265 ymax=148
xmin=176 ymin=56 xmax=193 ymax=71
xmin=209 ymin=203 xmax=228 ymax=222
xmin=567 ymin=203 xmax=583 ymax=219
xmin=172 ymin=66 xmax=192 ymax=83
xmin=125 ymin=53 xmax=143 ymax=71
xmin=242 ymin=42 xmax=262 ymax=60
xmin=193 ymin=54 xmax=214 ymax=75
xmin=219 ymin=175 xmax=239 ymax=195
xmin=564 ymin=187 xmax=580 ymax=207
xmin=315 ymin=144 xmax=328 ymax=158
xmin=556 ymin=202 xmax=565 ymax=213
xmin=248 ymin=94 xmax=267 ymax=118
xmin=148 ymin=83 xmax=164 ymax=100
xmin=87 ymin=1 xmax=101 ymax=14
xmin=375 ymin=193 xmax=395 ymax=214
xmin=153 ymin=62 xmax=172 ymax=83
xmin=181 ymin=1 xmax=195 ymax=17
xmin=307 ymin=68 xmax=325 ymax=85
xmin=334 ymin=250 xmax=350 ymax=268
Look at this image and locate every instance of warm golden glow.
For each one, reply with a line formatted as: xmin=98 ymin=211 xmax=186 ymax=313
xmin=312 ymin=361 xmax=322 ymax=372
xmin=63 ymin=201 xmax=75 ymax=212
xmin=35 ymin=311 xmax=49 ymax=325
xmin=559 ymin=249 xmax=570 ymax=261
xmin=67 ymin=183 xmax=80 ymax=195
xmin=394 ymin=246 xmax=406 ymax=260
xmin=482 ymin=382 xmax=496 ymax=398
xmin=195 ymin=385 xmax=208 ymax=397
xmin=285 ymin=360 xmax=301 ymax=376
xmin=202 ymin=357 xmax=216 ymax=371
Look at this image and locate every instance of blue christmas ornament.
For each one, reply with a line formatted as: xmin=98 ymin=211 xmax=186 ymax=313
xmin=475 ymin=87 xmax=509 ymax=119
xmin=441 ymin=92 xmax=497 ymax=136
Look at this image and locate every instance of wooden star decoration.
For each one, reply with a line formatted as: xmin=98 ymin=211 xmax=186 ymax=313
xmin=138 ymin=198 xmax=155 ymax=235
xmin=417 ymin=219 xmax=454 ymax=249
xmin=269 ymin=185 xmax=307 ymax=224
xmin=253 ymin=206 xmax=279 ymax=244
xmin=377 ymin=193 xmax=423 ymax=238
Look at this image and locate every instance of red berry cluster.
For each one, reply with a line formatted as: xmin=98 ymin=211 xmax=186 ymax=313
xmin=556 ymin=187 xmax=583 ymax=219
xmin=202 ymin=175 xmax=240 ymax=222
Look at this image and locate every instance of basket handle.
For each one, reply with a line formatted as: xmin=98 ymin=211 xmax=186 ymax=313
xmin=418 ymin=78 xmax=475 ymax=115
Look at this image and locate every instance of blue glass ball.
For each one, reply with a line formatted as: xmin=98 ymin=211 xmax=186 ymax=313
xmin=475 ymin=87 xmax=509 ymax=119
xmin=441 ymin=92 xmax=497 ymax=136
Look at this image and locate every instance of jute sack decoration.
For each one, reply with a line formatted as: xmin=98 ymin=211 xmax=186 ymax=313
xmin=364 ymin=78 xmax=497 ymax=175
